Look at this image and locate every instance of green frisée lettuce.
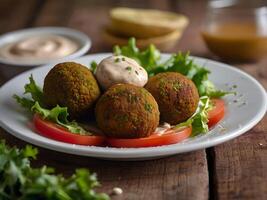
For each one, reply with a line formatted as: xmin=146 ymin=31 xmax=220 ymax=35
xmin=13 ymin=75 xmax=88 ymax=135
xmin=31 ymin=102 xmax=88 ymax=135
xmin=190 ymin=96 xmax=211 ymax=136
xmin=0 ymin=140 xmax=109 ymax=200
xmin=113 ymin=37 xmax=161 ymax=72
xmin=13 ymin=75 xmax=44 ymax=110
xmin=174 ymin=96 xmax=211 ymax=136
xmin=90 ymin=61 xmax=98 ymax=73
xmin=113 ymin=38 xmax=230 ymax=98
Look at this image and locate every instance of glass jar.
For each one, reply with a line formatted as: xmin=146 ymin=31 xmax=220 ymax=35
xmin=202 ymin=0 xmax=267 ymax=61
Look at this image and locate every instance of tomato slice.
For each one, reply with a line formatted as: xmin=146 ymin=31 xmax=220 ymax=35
xmin=107 ymin=126 xmax=192 ymax=148
xmin=208 ymin=99 xmax=225 ymax=127
xmin=33 ymin=114 xmax=105 ymax=146
xmin=32 ymin=99 xmax=224 ymax=148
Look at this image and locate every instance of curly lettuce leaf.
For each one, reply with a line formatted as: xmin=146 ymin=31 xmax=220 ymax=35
xmin=174 ymin=96 xmax=211 ymax=136
xmin=190 ymin=96 xmax=211 ymax=136
xmin=13 ymin=75 xmax=88 ymax=135
xmin=90 ymin=61 xmax=98 ymax=74
xmin=24 ymin=75 xmax=43 ymax=104
xmin=31 ymin=102 xmax=88 ymax=135
xmin=113 ymin=37 xmax=160 ymax=72
xmin=13 ymin=95 xmax=35 ymax=110
xmin=114 ymin=39 xmax=230 ymax=98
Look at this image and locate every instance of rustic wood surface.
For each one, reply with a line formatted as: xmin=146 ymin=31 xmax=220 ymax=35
xmin=0 ymin=0 xmax=266 ymax=199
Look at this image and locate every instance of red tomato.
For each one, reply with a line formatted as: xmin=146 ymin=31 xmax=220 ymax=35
xmin=107 ymin=126 xmax=192 ymax=148
xmin=33 ymin=114 xmax=105 ymax=146
xmin=208 ymin=99 xmax=225 ymax=127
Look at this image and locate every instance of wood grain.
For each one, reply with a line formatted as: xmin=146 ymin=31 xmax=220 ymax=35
xmin=209 ymin=60 xmax=267 ymax=200
xmin=174 ymin=0 xmax=267 ymax=198
xmin=0 ymin=0 xmax=39 ymax=34
xmin=0 ymin=0 xmax=210 ymax=199
xmin=210 ymin=117 xmax=267 ymax=200
xmin=0 ymin=0 xmax=267 ymax=199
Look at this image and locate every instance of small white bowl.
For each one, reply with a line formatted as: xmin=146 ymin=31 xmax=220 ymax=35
xmin=0 ymin=27 xmax=91 ymax=67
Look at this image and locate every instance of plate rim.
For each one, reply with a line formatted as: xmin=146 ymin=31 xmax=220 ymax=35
xmin=0 ymin=53 xmax=266 ymax=159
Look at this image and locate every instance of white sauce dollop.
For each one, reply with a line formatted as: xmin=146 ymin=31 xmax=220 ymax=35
xmin=95 ymin=55 xmax=148 ymax=90
xmin=155 ymin=122 xmax=171 ymax=135
xmin=0 ymin=35 xmax=79 ymax=61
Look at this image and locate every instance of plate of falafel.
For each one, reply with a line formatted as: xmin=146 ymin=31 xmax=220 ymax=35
xmin=0 ymin=38 xmax=266 ymax=160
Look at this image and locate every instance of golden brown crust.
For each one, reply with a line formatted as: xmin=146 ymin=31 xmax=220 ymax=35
xmin=145 ymin=72 xmax=199 ymax=125
xmin=95 ymin=84 xmax=160 ymax=138
xmin=43 ymin=62 xmax=101 ymax=118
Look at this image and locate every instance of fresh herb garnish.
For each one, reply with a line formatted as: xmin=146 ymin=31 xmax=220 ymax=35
xmin=90 ymin=61 xmax=98 ymax=74
xmin=125 ymin=66 xmax=132 ymax=71
xmin=114 ymin=57 xmax=120 ymax=63
xmin=144 ymin=103 xmax=153 ymax=113
xmin=0 ymin=140 xmax=109 ymax=200
xmin=172 ymin=82 xmax=181 ymax=91
xmin=14 ymin=75 xmax=88 ymax=135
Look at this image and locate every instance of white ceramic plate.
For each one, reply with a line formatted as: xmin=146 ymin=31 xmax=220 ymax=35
xmin=0 ymin=27 xmax=91 ymax=66
xmin=0 ymin=54 xmax=266 ymax=160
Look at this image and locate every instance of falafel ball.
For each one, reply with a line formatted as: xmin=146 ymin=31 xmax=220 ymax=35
xmin=95 ymin=84 xmax=160 ymax=138
xmin=145 ymin=72 xmax=199 ymax=125
xmin=43 ymin=62 xmax=101 ymax=118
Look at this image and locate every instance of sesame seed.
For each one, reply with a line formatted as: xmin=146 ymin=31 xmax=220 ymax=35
xmin=112 ymin=187 xmax=123 ymax=195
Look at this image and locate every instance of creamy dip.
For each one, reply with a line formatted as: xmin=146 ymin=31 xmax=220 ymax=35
xmin=95 ymin=55 xmax=148 ymax=90
xmin=0 ymin=35 xmax=79 ymax=61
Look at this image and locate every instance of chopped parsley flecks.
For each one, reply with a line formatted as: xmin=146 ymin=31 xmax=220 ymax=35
xmin=125 ymin=66 xmax=132 ymax=71
xmin=115 ymin=114 xmax=129 ymax=123
xmin=128 ymin=94 xmax=138 ymax=103
xmin=115 ymin=57 xmax=126 ymax=63
xmin=115 ymin=57 xmax=120 ymax=63
xmin=144 ymin=103 xmax=153 ymax=113
xmin=173 ymin=82 xmax=181 ymax=91
xmin=159 ymin=80 xmax=167 ymax=96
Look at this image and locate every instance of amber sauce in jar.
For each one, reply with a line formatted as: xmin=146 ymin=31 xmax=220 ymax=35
xmin=202 ymin=23 xmax=267 ymax=61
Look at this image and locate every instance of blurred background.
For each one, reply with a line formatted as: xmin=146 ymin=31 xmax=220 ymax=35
xmin=0 ymin=0 xmax=267 ymax=80
xmin=1 ymin=0 xmax=267 ymax=59
xmin=0 ymin=0 xmax=212 ymax=55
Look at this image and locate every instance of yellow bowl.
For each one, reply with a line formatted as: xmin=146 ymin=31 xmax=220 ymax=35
xmin=110 ymin=7 xmax=189 ymax=39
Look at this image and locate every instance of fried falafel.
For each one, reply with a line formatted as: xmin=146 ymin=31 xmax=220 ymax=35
xmin=145 ymin=72 xmax=199 ymax=125
xmin=43 ymin=62 xmax=101 ymax=118
xmin=95 ymin=84 xmax=160 ymax=138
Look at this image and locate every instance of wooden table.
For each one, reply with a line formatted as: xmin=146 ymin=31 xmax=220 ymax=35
xmin=0 ymin=0 xmax=266 ymax=199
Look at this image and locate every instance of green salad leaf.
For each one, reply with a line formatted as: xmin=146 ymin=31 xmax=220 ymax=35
xmin=174 ymin=96 xmax=211 ymax=136
xmin=31 ymin=102 xmax=88 ymax=135
xmin=113 ymin=38 xmax=230 ymax=98
xmin=90 ymin=61 xmax=98 ymax=74
xmin=13 ymin=95 xmax=35 ymax=110
xmin=13 ymin=75 xmax=44 ymax=110
xmin=113 ymin=37 xmax=161 ymax=72
xmin=0 ymin=140 xmax=109 ymax=200
xmin=190 ymin=96 xmax=211 ymax=136
xmin=13 ymin=75 xmax=88 ymax=135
